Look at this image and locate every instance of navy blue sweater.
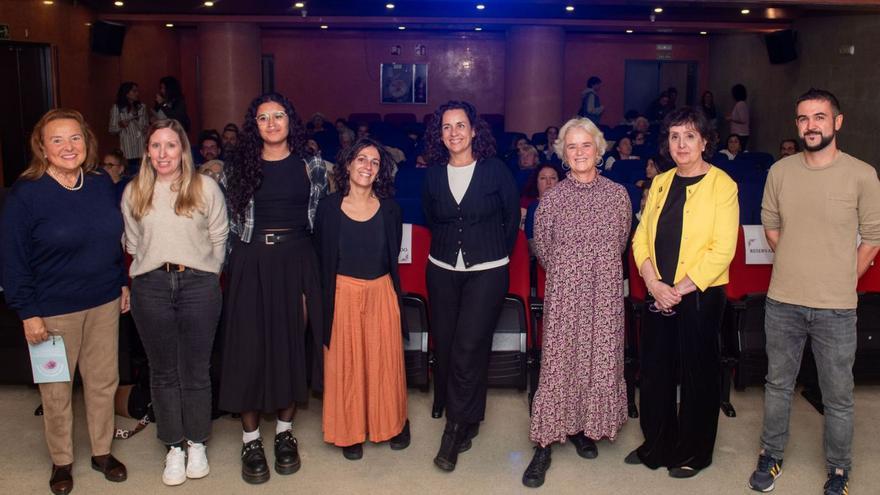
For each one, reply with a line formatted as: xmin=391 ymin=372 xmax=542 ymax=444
xmin=1 ymin=172 xmax=125 ymax=319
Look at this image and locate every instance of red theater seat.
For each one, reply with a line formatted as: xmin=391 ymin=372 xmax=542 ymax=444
xmin=398 ymin=224 xmax=432 ymax=390
xmin=487 ymin=231 xmax=531 ymax=391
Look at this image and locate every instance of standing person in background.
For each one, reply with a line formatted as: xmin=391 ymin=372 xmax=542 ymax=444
xmin=219 ymin=92 xmax=327 ymax=485
xmin=110 ymin=81 xmax=149 ymax=176
xmin=123 ymin=119 xmax=228 ymax=486
xmin=747 ymin=88 xmax=880 ymax=495
xmin=222 ymin=123 xmax=240 ymax=156
xmin=154 ymin=76 xmax=191 ymax=133
xmin=522 ymin=118 xmax=631 ymax=488
xmin=578 ymin=76 xmax=605 ymax=125
xmin=727 ymin=84 xmax=750 ymax=150
xmin=421 ymin=100 xmax=520 ymax=472
xmin=2 ymin=109 xmax=129 ymax=495
xmin=700 ymin=91 xmax=718 ymax=129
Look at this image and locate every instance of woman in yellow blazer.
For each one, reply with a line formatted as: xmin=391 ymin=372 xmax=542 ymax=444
xmin=626 ymin=106 xmax=738 ymax=478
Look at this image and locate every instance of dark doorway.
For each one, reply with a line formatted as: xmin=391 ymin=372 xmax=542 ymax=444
xmin=623 ymin=60 xmax=698 ymax=118
xmin=0 ymin=42 xmax=54 ymax=186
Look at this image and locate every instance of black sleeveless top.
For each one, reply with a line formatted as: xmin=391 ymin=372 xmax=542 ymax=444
xmin=654 ymin=173 xmax=706 ymax=284
xmin=253 ymin=154 xmax=310 ymax=232
xmin=337 ymin=208 xmax=389 ymax=280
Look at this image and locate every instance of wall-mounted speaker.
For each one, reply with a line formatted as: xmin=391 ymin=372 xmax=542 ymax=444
xmin=765 ymin=29 xmax=797 ymax=65
xmin=90 ymin=21 xmax=126 ymax=56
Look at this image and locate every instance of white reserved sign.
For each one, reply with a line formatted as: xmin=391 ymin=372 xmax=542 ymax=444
xmin=743 ymin=225 xmax=774 ymax=265
xmin=399 ymin=223 xmax=413 ymax=264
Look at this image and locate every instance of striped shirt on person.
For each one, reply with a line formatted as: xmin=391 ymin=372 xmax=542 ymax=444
xmin=109 ymin=103 xmax=148 ymax=160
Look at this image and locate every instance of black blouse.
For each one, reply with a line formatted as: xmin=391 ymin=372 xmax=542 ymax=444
xmin=338 ymin=210 xmax=389 ymax=280
xmin=654 ymin=173 xmax=706 ymax=284
xmin=253 ymin=154 xmax=310 ymax=233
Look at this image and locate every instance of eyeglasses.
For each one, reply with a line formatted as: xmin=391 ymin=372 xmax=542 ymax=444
xmin=255 ymin=111 xmax=288 ymax=126
xmin=102 ymin=162 xmax=123 ymax=168
xmin=648 ymin=302 xmax=676 ymax=317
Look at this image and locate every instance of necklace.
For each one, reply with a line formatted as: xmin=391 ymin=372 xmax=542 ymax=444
xmin=48 ymin=167 xmax=84 ymax=191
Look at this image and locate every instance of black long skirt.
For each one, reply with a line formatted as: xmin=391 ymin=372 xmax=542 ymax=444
xmin=218 ymin=235 xmax=323 ymax=413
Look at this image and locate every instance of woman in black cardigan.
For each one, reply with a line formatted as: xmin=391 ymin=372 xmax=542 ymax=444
xmin=313 ymin=137 xmax=411 ymax=461
xmin=421 ymin=101 xmax=520 ymax=472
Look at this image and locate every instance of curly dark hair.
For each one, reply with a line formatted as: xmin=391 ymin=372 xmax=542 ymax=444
xmin=521 ymin=163 xmax=562 ymax=200
xmin=159 ymin=76 xmax=184 ymax=103
xmin=424 ymin=100 xmax=496 ymax=166
xmin=115 ymin=81 xmax=142 ymax=112
xmin=334 ymin=137 xmax=396 ymax=199
xmin=225 ymin=92 xmax=310 ymax=218
xmin=658 ymin=106 xmax=718 ymax=163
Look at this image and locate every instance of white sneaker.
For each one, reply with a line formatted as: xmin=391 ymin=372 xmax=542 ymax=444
xmin=186 ymin=441 xmax=210 ymax=479
xmin=163 ymin=446 xmax=187 ymax=486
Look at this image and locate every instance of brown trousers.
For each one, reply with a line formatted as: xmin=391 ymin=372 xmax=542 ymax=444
xmin=40 ymin=298 xmax=120 ymax=465
xmin=323 ymin=275 xmax=407 ymax=447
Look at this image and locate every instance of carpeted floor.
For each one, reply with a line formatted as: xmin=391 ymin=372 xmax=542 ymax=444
xmin=0 ymin=384 xmax=877 ymax=494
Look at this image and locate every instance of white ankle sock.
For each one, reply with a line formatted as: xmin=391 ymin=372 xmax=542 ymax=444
xmin=276 ymin=420 xmax=292 ymax=435
xmin=242 ymin=428 xmax=260 ymax=444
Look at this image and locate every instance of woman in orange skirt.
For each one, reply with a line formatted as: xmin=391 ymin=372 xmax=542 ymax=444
xmin=313 ymin=137 xmax=410 ymax=460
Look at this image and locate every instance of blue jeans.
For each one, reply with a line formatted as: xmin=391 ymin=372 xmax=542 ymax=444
xmin=131 ymin=267 xmax=222 ymax=445
xmin=760 ymin=298 xmax=857 ymax=472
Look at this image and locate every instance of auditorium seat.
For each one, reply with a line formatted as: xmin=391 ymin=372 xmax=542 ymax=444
xmin=625 ymin=249 xmax=646 ymax=418
xmin=347 ymin=112 xmax=382 ymax=125
xmin=487 ymin=231 xmax=531 ymax=391
xmin=480 ymin=113 xmax=505 ymax=132
xmin=528 ymin=263 xmax=546 ymax=411
xmin=398 ymin=224 xmax=432 ymax=390
xmin=855 ymin=252 xmax=880 ymax=380
xmin=383 ymin=113 xmax=417 ymax=127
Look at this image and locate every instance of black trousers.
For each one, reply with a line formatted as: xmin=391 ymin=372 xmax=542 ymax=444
xmin=427 ymin=262 xmax=508 ymax=424
xmin=636 ymin=285 xmax=725 ymax=470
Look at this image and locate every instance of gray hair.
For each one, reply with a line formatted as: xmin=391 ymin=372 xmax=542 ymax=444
xmin=554 ymin=118 xmax=608 ymax=164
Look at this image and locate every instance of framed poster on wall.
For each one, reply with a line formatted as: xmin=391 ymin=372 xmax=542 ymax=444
xmin=380 ymin=63 xmax=428 ymax=104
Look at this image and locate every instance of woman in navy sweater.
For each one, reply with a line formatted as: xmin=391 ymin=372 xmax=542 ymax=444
xmin=1 ymin=109 xmax=129 ymax=495
xmin=421 ymin=101 xmax=520 ymax=472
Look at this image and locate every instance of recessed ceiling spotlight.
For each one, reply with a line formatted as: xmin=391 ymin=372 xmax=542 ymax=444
xmin=626 ymin=29 xmax=634 ymax=33
xmin=320 ymin=25 xmax=328 ymax=29
xmin=204 ymin=1 xmax=214 ymax=6
xmin=398 ymin=26 xmax=406 ymax=30
xmin=700 ymin=31 xmax=708 ymax=35
xmin=476 ymin=4 xmax=485 ymax=10
xmin=386 ymin=3 xmax=395 ymax=9
xmin=42 ymin=0 xmax=54 ymax=4
xmin=114 ymin=1 xmax=124 ymax=6
xmin=565 ymin=5 xmax=574 ymax=12
xmin=654 ymin=7 xmax=663 ymax=13
xmin=166 ymin=23 xmax=174 ymax=27
xmin=294 ymin=2 xmax=305 ymax=8
xmin=474 ymin=27 xmax=482 ymax=31
xmin=741 ymin=8 xmax=750 ymax=14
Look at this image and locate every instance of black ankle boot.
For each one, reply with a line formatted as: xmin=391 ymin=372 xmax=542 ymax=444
xmin=433 ymin=421 xmax=469 ymax=471
xmin=568 ymin=433 xmax=598 ymax=459
xmin=241 ymin=439 xmax=270 ymax=484
xmin=274 ymin=431 xmax=301 ymax=475
xmin=522 ymin=445 xmax=552 ymax=488
xmin=389 ymin=420 xmax=411 ymax=450
xmin=431 ymin=404 xmax=444 ymax=419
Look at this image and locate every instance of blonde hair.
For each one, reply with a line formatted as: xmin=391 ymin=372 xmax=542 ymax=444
xmin=128 ymin=119 xmax=204 ymax=221
xmin=554 ymin=118 xmax=608 ymax=165
xmin=21 ymin=108 xmax=98 ymax=180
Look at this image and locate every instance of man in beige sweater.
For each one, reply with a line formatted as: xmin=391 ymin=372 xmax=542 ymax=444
xmin=748 ymin=89 xmax=880 ymax=495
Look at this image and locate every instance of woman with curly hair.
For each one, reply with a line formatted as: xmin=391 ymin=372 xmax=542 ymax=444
xmin=218 ymin=92 xmax=328 ymax=484
xmin=313 ymin=137 xmax=411 ymax=461
xmin=421 ymin=101 xmax=520 ymax=472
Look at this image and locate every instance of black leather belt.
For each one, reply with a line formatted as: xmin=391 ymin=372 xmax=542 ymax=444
xmin=259 ymin=232 xmax=297 ymax=245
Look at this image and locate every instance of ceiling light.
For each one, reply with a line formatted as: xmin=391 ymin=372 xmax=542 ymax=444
xmin=386 ymin=3 xmax=395 ymax=8
xmin=294 ymin=2 xmax=305 ymax=8
xmin=204 ymin=1 xmax=214 ymax=6
xmin=114 ymin=1 xmax=124 ymax=6
xmin=398 ymin=26 xmax=406 ymax=30
xmin=474 ymin=27 xmax=482 ymax=31
xmin=565 ymin=5 xmax=574 ymax=12
xmin=320 ymin=25 xmax=328 ymax=29
xmin=165 ymin=23 xmax=174 ymax=27
xmin=700 ymin=31 xmax=708 ymax=35
xmin=741 ymin=8 xmax=750 ymax=14
xmin=476 ymin=4 xmax=485 ymax=10
xmin=654 ymin=7 xmax=663 ymax=13
xmin=42 ymin=0 xmax=54 ymax=4
xmin=626 ymin=29 xmax=634 ymax=33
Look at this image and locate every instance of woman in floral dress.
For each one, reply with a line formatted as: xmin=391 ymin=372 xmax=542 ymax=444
xmin=522 ymin=117 xmax=632 ymax=488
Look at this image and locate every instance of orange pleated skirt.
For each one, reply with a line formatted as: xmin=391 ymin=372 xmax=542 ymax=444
xmin=323 ymin=274 xmax=408 ymax=447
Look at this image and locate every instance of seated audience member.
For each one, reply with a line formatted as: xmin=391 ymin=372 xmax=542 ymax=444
xmin=622 ymin=110 xmax=640 ymax=128
xmin=222 ymin=123 xmax=239 ymax=155
xmin=197 ymin=130 xmax=222 ymax=164
xmin=539 ymin=126 xmax=560 ymax=163
xmin=629 ymin=117 xmax=652 ymax=145
xmin=604 ymin=135 xmax=640 ymax=171
xmin=635 ymin=179 xmax=652 ymax=223
xmin=779 ymin=138 xmax=800 ymax=158
xmin=523 ymin=164 xmax=561 ymax=253
xmin=518 ymin=145 xmax=540 ymax=171
xmin=719 ymin=134 xmax=744 ymax=160
xmin=339 ymin=128 xmax=355 ymax=150
xmin=636 ymin=156 xmax=664 ymax=188
xmin=307 ymin=113 xmax=333 ymax=134
xmin=200 ymin=160 xmax=225 ymax=184
xmin=356 ymin=122 xmax=371 ymax=140
xmin=307 ymin=138 xmax=338 ymax=193
xmin=101 ymin=149 xmax=127 ymax=184
xmin=647 ymin=92 xmax=673 ymax=123
xmin=335 ymin=118 xmax=350 ymax=134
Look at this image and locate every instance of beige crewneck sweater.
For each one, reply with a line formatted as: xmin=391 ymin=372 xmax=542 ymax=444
xmin=122 ymin=177 xmax=228 ymax=277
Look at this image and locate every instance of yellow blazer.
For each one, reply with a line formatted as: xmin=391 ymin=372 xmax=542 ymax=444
xmin=632 ymin=166 xmax=739 ymax=290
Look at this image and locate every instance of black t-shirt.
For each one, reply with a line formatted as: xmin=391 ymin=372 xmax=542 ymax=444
xmin=654 ymin=173 xmax=706 ymax=284
xmin=337 ymin=207 xmax=389 ymax=280
xmin=253 ymin=154 xmax=310 ymax=232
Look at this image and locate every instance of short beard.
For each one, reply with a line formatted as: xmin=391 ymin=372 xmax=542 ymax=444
xmin=800 ymin=131 xmax=835 ymax=152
